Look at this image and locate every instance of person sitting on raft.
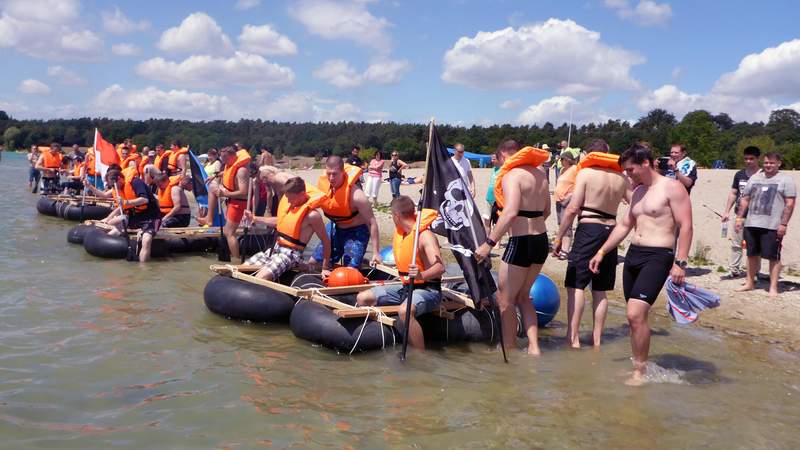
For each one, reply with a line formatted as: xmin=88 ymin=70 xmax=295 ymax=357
xmin=35 ymin=143 xmax=67 ymax=194
xmin=356 ymin=196 xmax=444 ymax=351
xmin=99 ymin=167 xmax=162 ymax=262
xmin=309 ymin=155 xmax=382 ymax=269
xmin=60 ymin=154 xmax=86 ymax=195
xmin=243 ymin=177 xmax=332 ymax=281
xmin=155 ymin=173 xmax=193 ymax=228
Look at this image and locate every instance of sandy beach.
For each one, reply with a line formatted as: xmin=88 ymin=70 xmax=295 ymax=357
xmin=288 ymin=165 xmax=800 ymax=350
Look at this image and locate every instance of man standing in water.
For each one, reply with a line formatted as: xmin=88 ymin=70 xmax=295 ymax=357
xmin=553 ymin=139 xmax=629 ymax=349
xmin=476 ymin=140 xmax=550 ymax=356
xmin=217 ymin=146 xmax=251 ymax=262
xmin=589 ymin=144 xmax=692 ymax=385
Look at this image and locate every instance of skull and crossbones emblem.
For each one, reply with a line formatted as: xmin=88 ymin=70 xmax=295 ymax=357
xmin=434 ymin=179 xmax=473 ymax=231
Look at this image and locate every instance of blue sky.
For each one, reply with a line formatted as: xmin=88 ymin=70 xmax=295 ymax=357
xmin=1 ymin=0 xmax=798 ymax=125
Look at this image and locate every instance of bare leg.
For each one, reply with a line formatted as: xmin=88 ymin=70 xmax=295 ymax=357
xmin=497 ymin=261 xmax=529 ymax=354
xmin=590 ymin=290 xmax=608 ymax=348
xmin=517 ymin=264 xmax=543 ymax=355
xmin=562 ymin=235 xmax=572 ymax=254
xmin=139 ymin=233 xmax=152 ymax=263
xmin=356 ymin=289 xmax=377 ymax=306
xmin=197 ymin=182 xmax=218 ymax=225
xmin=768 ymin=259 xmax=781 ymax=297
xmin=224 ymin=221 xmax=241 ymax=261
xmin=398 ymin=303 xmax=425 ymax=351
xmin=565 ymin=287 xmax=584 ymax=349
xmin=735 ymin=256 xmax=759 ymax=291
xmin=625 ymin=299 xmax=651 ymax=386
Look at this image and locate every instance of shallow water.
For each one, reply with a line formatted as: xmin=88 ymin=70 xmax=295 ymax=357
xmin=2 ymin=152 xmax=799 ymax=448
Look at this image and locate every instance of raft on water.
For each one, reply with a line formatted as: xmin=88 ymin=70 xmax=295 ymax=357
xmin=204 ymin=264 xmax=499 ymax=354
xmin=37 ymin=194 xmax=114 ymax=221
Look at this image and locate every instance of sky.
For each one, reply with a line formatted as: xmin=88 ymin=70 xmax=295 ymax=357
xmin=0 ymin=0 xmax=798 ymax=126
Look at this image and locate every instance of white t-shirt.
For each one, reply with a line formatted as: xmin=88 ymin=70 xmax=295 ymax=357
xmin=451 ymin=155 xmax=472 ymax=186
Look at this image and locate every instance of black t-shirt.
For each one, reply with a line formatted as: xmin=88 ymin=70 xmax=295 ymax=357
xmin=131 ymin=178 xmax=160 ymax=219
xmin=731 ymin=169 xmax=753 ymax=215
xmin=347 ymin=155 xmax=363 ymax=167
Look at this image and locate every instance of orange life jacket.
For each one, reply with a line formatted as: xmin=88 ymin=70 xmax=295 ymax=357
xmin=222 ymin=150 xmax=252 ymax=192
xmin=121 ymin=153 xmax=141 ymax=171
xmin=317 ymin=164 xmax=363 ymax=226
xmin=42 ymin=151 xmax=63 ymax=169
xmin=554 ymin=165 xmax=577 ymax=203
xmin=494 ymin=146 xmax=550 ymax=210
xmin=167 ymin=147 xmax=189 ymax=172
xmin=116 ymin=175 xmax=147 ymax=213
xmin=157 ymin=175 xmax=185 ymax=214
xmin=576 ymin=151 xmax=623 ymax=173
xmin=275 ymin=186 xmax=326 ymax=250
xmin=154 ymin=150 xmax=172 ymax=172
xmin=72 ymin=161 xmax=84 ymax=177
xmin=122 ymin=165 xmax=138 ymax=183
xmin=393 ymin=208 xmax=439 ymax=285
xmin=85 ymin=150 xmax=96 ymax=176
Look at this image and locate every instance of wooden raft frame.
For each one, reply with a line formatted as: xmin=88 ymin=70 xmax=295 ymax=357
xmin=47 ymin=194 xmax=115 ymax=207
xmin=208 ymin=263 xmax=477 ymax=328
xmin=86 ymin=221 xmax=267 ymax=240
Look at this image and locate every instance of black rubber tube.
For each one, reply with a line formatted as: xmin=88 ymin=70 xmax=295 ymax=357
xmin=83 ymin=228 xmax=169 ymax=259
xmin=63 ymin=204 xmax=112 ymax=221
xmin=67 ymin=224 xmax=98 ymax=244
xmin=203 ymin=275 xmax=296 ymax=323
xmin=36 ymin=196 xmax=58 ymax=216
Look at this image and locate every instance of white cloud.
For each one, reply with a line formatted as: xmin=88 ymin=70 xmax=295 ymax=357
xmin=102 ymin=7 xmax=149 ymax=35
xmin=0 ymin=0 xmax=102 ymax=60
xmin=238 ymin=24 xmax=297 ymax=56
xmin=712 ymin=39 xmax=800 ymax=99
xmin=637 ymin=85 xmax=776 ymax=122
xmin=363 ymin=59 xmax=411 ymax=84
xmin=236 ymin=0 xmax=261 ymax=10
xmin=111 ymin=43 xmax=140 ymax=56
xmin=604 ymin=0 xmax=672 ymax=26
xmin=18 ymin=79 xmax=51 ymax=95
xmin=47 ymin=65 xmax=87 ymax=86
xmin=288 ymin=0 xmax=391 ymax=52
xmin=136 ymin=52 xmax=295 ymax=88
xmin=499 ymin=99 xmax=521 ymax=110
xmin=259 ymin=92 xmax=369 ymax=122
xmin=517 ymin=96 xmax=574 ymax=125
xmin=92 ymin=85 xmax=237 ymax=120
xmin=314 ymin=59 xmax=363 ymax=88
xmin=442 ymin=19 xmax=643 ymax=94
xmin=157 ymin=12 xmax=233 ymax=55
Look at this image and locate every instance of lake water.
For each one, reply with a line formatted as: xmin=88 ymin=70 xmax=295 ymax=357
xmin=1 ymin=152 xmax=798 ymax=448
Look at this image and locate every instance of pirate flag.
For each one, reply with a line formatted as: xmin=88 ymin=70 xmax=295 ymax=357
xmin=421 ymin=123 xmax=497 ymax=305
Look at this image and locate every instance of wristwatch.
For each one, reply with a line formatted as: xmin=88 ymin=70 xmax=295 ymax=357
xmin=486 ymin=237 xmax=497 ymax=247
xmin=675 ymin=259 xmax=688 ymax=269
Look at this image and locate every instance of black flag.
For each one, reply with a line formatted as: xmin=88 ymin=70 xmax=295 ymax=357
xmin=421 ymin=123 xmax=497 ymax=305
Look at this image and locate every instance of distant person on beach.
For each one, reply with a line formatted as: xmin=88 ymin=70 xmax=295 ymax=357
xmin=28 ymin=145 xmax=42 ymax=192
xmin=721 ymin=146 xmax=761 ymax=279
xmin=484 ymin=153 xmax=500 ymax=232
xmin=589 ymin=144 xmax=692 ymax=385
xmin=553 ymin=151 xmax=577 ymax=260
xmin=347 ymin=145 xmax=363 ymax=168
xmin=665 ymin=143 xmax=697 ymax=194
xmin=388 ymin=151 xmax=408 ymax=198
xmin=554 ymin=138 xmax=629 ymax=349
xmin=735 ymin=152 xmax=796 ymax=297
xmin=356 ymin=196 xmax=444 ymax=351
xmin=365 ymin=151 xmax=385 ymax=207
xmin=476 ymin=139 xmax=550 ymax=356
xmin=451 ymin=143 xmax=476 ymax=197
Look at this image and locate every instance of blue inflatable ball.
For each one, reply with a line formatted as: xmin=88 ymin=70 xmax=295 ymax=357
xmin=379 ymin=246 xmax=395 ymax=266
xmin=530 ymin=274 xmax=560 ymax=327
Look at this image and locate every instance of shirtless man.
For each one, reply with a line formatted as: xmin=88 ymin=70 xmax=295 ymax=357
xmin=311 ymin=156 xmax=382 ymax=268
xmin=589 ymin=144 xmax=693 ymax=385
xmin=244 ymin=177 xmax=331 ymax=281
xmin=476 ymin=140 xmax=550 ymax=356
xmin=553 ymin=139 xmax=629 ymax=348
xmin=217 ymin=146 xmax=251 ymax=261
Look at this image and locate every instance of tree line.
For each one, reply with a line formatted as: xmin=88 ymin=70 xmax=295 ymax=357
xmin=2 ymin=108 xmax=799 ymax=168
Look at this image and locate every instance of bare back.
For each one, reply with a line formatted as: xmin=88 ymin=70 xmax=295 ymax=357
xmin=629 ymin=176 xmax=681 ymax=248
xmin=579 ymin=168 xmax=629 ymax=225
xmin=504 ymin=166 xmax=549 ymax=236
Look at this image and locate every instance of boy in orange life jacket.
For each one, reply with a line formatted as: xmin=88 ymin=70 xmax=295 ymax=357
xmin=155 ymin=173 xmax=193 ymax=228
xmin=100 ymin=168 xmax=162 ymax=262
xmin=355 ymin=196 xmax=445 ymax=351
xmin=244 ymin=177 xmax=332 ymax=281
xmin=217 ymin=146 xmax=251 ymax=261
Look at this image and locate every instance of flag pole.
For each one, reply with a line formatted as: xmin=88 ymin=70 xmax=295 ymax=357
xmin=400 ymin=118 xmax=434 ymax=361
xmin=567 ymin=102 xmax=574 ymax=148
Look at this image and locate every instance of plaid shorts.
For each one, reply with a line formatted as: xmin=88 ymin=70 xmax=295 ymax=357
xmin=247 ymin=245 xmax=303 ymax=280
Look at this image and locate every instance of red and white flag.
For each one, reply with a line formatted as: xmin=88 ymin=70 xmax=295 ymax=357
xmin=93 ymin=128 xmax=119 ymax=179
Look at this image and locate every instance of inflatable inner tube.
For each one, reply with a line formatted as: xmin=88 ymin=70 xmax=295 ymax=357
xmin=36 ymin=196 xmax=58 ymax=216
xmin=83 ymin=228 xmax=169 ymax=259
xmin=203 ymin=273 xmax=297 ymax=323
xmin=55 ymin=201 xmax=70 ymax=219
xmin=291 ymin=299 xmax=399 ymax=353
xmin=167 ymin=237 xmax=217 ymax=254
xmin=63 ymin=204 xmax=113 ymax=221
xmin=67 ymin=224 xmax=99 ymax=245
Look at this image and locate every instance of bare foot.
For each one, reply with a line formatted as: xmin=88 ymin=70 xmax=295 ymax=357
xmin=625 ymin=373 xmax=646 ymax=387
xmin=735 ymin=284 xmax=755 ymax=292
xmin=569 ymin=340 xmax=581 ymax=349
xmin=526 ymin=346 xmax=541 ymax=356
xmin=769 ymin=290 xmax=780 ymax=298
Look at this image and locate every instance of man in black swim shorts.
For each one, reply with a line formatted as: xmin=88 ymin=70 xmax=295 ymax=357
xmin=589 ymin=144 xmax=693 ymax=385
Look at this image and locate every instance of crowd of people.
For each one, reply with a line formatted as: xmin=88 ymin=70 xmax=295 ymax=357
xmin=26 ymin=136 xmax=796 ymax=384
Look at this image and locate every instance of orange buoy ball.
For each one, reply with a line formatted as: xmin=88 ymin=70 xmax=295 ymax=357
xmin=325 ymin=267 xmax=369 ymax=287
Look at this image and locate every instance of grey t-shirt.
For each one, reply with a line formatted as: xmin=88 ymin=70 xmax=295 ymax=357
xmin=743 ymin=172 xmax=797 ymax=230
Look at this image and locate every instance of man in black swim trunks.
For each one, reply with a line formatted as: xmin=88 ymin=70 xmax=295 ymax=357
xmin=553 ymin=139 xmax=629 ymax=349
xmin=589 ymin=144 xmax=692 ymax=385
xmin=476 ymin=139 xmax=550 ymax=356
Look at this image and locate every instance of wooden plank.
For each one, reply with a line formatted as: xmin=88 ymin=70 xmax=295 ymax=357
xmin=334 ymin=305 xmax=401 ymax=318
xmin=371 ymin=263 xmax=464 ymax=283
xmin=311 ymin=294 xmax=395 ymax=327
xmin=209 ymin=264 xmax=261 ymax=274
xmin=229 ymin=271 xmax=301 ymax=296
xmin=442 ymin=288 xmax=476 ymax=309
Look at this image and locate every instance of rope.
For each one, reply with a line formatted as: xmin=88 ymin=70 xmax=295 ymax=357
xmin=348 ymin=306 xmax=391 ymax=355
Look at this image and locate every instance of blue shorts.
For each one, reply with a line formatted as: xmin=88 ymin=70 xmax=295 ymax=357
xmin=313 ymin=222 xmax=369 ymax=268
xmin=371 ymin=284 xmax=441 ymax=317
